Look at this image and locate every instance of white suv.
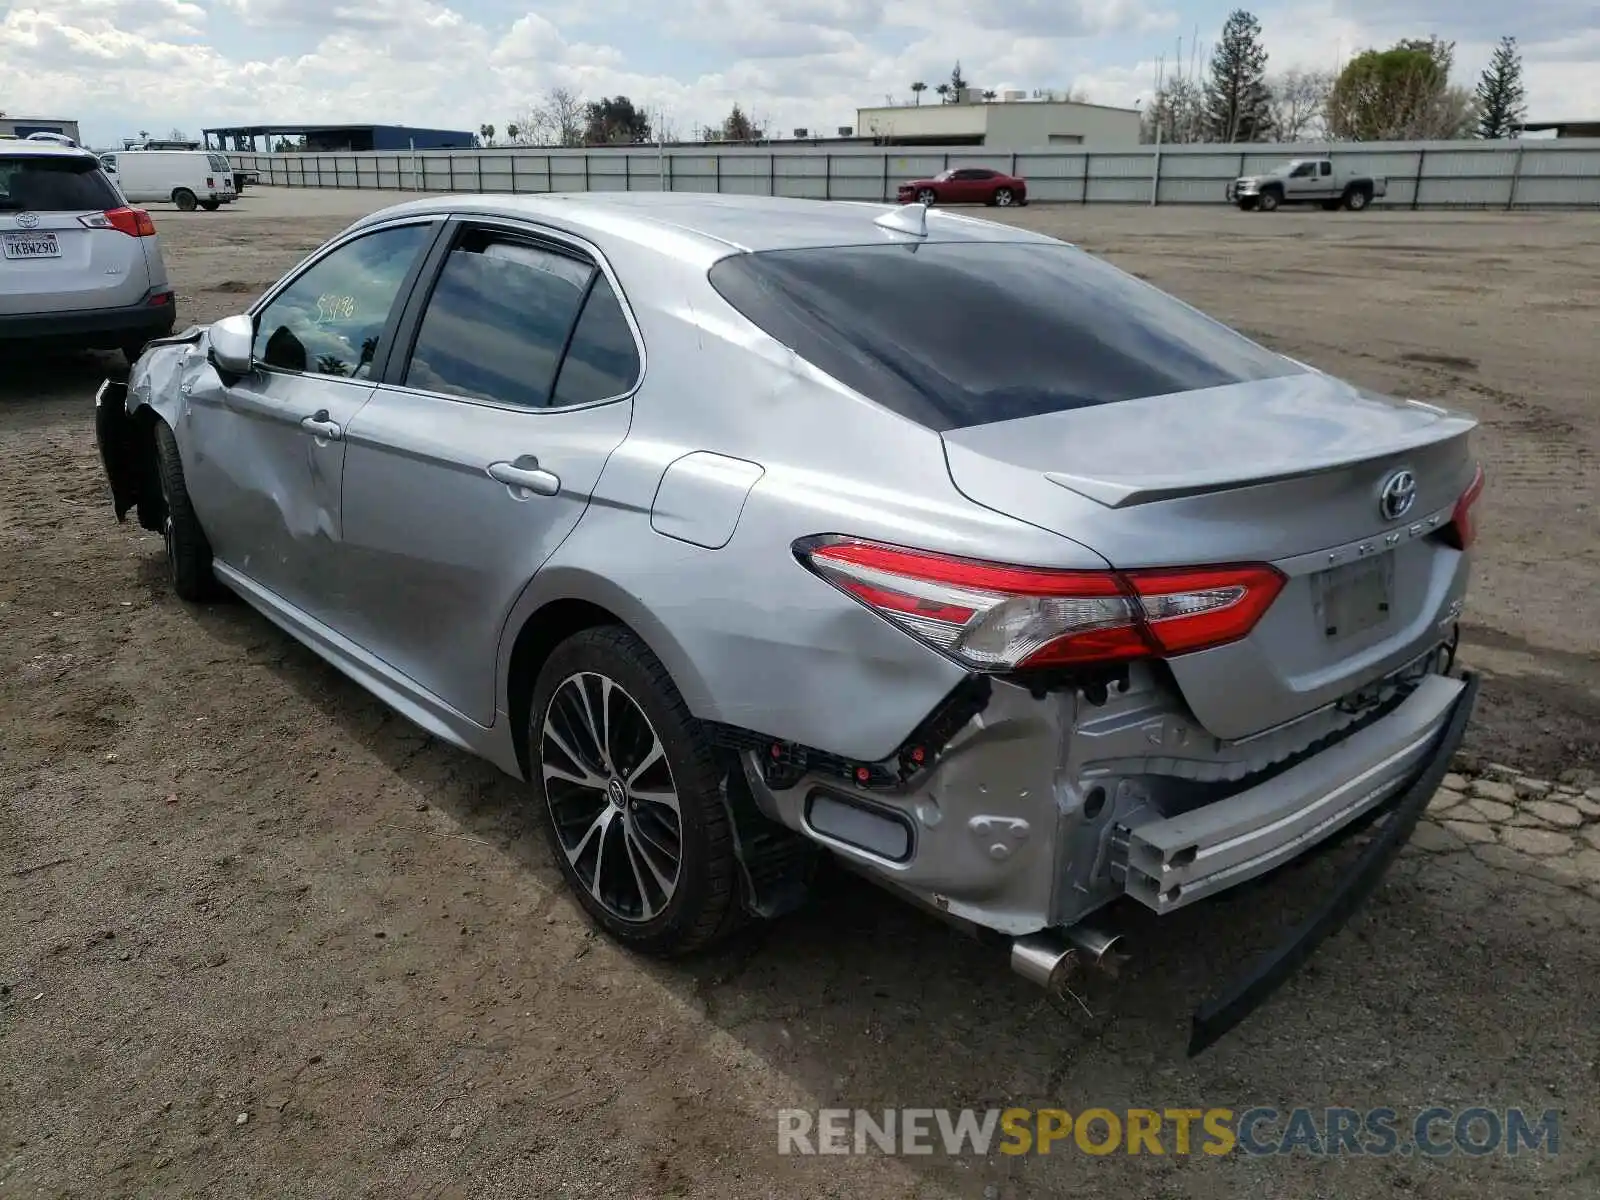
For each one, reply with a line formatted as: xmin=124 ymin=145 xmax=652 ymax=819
xmin=0 ymin=142 xmax=177 ymax=361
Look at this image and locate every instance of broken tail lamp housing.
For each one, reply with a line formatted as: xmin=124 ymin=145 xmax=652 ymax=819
xmin=795 ymin=536 xmax=1286 ymax=673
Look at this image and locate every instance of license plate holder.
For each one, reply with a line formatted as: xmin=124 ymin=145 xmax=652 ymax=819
xmin=2 ymin=231 xmax=61 ymax=260
xmin=1312 ymin=554 xmax=1394 ymax=641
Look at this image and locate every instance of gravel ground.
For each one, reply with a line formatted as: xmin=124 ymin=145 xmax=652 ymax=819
xmin=2 ymin=190 xmax=1598 ymax=1199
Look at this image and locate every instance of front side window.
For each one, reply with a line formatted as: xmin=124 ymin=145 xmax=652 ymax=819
xmin=1291 ymin=163 xmax=1315 ymax=178
xmin=404 ymin=231 xmax=596 ymax=408
xmin=253 ymin=223 xmax=432 ymax=378
xmin=707 ymin=241 xmax=1303 ymax=432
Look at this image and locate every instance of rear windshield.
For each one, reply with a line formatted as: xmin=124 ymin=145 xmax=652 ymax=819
xmin=0 ymin=156 xmax=120 ymax=212
xmin=706 ymin=241 xmax=1303 ymax=431
xmin=208 ymin=153 xmax=231 ymax=172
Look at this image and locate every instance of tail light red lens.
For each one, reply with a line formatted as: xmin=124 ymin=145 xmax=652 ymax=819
xmin=1441 ymin=464 xmax=1485 ymax=551
xmin=79 ymin=207 xmax=158 ymax=237
xmin=796 ymin=537 xmax=1286 ymax=672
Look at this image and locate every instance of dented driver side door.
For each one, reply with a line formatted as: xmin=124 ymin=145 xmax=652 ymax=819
xmin=181 ymin=219 xmax=440 ymax=619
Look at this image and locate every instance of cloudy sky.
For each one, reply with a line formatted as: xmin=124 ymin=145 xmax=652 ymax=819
xmin=2 ymin=0 xmax=1595 ymax=146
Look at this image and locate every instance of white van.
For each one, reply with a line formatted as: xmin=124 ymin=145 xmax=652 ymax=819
xmin=98 ymin=149 xmax=234 ymax=211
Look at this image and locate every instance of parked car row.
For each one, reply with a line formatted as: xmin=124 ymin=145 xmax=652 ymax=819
xmin=89 ymin=190 xmax=1481 ymax=1055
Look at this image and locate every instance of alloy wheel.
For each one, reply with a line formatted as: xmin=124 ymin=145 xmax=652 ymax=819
xmin=541 ymin=671 xmax=683 ymax=923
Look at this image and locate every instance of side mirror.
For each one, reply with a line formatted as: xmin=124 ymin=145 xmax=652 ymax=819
xmin=208 ymin=313 xmax=255 ymax=376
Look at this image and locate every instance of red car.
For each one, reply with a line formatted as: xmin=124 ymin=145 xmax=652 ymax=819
xmin=896 ymin=167 xmax=1028 ymax=208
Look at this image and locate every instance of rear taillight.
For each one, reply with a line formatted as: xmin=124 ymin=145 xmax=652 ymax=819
xmin=79 ymin=207 xmax=157 ymax=237
xmin=796 ymin=537 xmax=1286 ymax=672
xmin=1441 ymin=464 xmax=1485 ymax=551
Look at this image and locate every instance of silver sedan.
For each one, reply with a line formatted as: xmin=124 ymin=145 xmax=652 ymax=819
xmin=95 ymin=192 xmax=1482 ymax=1052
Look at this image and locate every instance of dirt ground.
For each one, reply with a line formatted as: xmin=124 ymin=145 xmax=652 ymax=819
xmin=3 ymin=190 xmax=1598 ymax=1199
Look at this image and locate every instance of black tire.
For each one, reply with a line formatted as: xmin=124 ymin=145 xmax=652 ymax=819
xmin=1237 ymin=196 xmax=1259 ymax=211
xmin=122 ymin=342 xmax=147 ymax=365
xmin=1344 ymin=186 xmax=1371 ymax=211
xmin=152 ymin=421 xmax=223 ymax=602
xmin=173 ymin=188 xmax=198 ymax=212
xmin=916 ymin=187 xmax=936 ymax=206
xmin=528 ymin=625 xmax=742 ymax=957
xmin=1258 ymin=188 xmax=1281 ymax=212
xmin=992 ymin=187 xmax=1015 ymax=207
xmin=200 ymin=199 xmax=220 ymax=212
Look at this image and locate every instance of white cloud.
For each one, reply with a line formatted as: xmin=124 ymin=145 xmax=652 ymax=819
xmin=1 ymin=0 xmax=1595 ymax=145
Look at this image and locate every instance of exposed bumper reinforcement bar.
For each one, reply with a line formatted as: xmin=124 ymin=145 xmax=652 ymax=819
xmin=1124 ymin=673 xmax=1467 ymax=914
xmin=1185 ymin=669 xmax=1478 ymax=1056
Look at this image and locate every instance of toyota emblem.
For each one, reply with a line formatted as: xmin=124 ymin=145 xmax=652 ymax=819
xmin=15 ymin=211 xmax=40 ymax=229
xmin=1379 ymin=469 xmax=1418 ymax=522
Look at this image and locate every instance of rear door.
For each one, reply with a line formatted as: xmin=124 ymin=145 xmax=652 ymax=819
xmin=335 ymin=219 xmax=640 ymax=724
xmin=0 ymin=152 xmax=144 ymax=314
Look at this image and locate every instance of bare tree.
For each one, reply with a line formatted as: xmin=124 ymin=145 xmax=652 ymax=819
xmin=1267 ymin=68 xmax=1333 ymax=141
xmin=1143 ymin=76 xmax=1206 ymax=143
xmin=510 ymin=87 xmax=587 ymax=147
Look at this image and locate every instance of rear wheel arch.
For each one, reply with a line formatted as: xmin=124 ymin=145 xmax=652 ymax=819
xmin=503 ymin=589 xmax=715 ymax=782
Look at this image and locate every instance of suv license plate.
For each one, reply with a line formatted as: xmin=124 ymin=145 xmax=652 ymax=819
xmin=3 ymin=232 xmax=61 ymax=259
xmin=1313 ymin=554 xmax=1394 ymax=641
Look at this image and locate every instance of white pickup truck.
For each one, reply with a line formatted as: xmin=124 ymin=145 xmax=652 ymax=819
xmin=1225 ymin=158 xmax=1388 ymax=212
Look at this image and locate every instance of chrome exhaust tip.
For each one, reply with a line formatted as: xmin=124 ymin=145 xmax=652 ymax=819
xmin=1010 ymin=933 xmax=1078 ymax=990
xmin=1011 ymin=925 xmax=1126 ymax=990
xmin=1063 ymin=924 xmax=1124 ymax=967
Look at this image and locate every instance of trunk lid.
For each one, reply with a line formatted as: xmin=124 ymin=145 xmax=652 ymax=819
xmin=941 ymin=372 xmax=1479 ymax=740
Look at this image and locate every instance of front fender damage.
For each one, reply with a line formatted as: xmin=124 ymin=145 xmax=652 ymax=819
xmin=95 ymin=325 xmax=210 ymax=529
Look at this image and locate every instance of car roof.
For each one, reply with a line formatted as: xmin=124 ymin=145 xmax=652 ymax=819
xmin=0 ymin=141 xmax=100 ymax=161
xmin=350 ymin=191 xmax=1067 ymax=266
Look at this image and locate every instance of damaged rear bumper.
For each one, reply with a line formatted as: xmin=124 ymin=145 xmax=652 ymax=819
xmin=1186 ymin=669 xmax=1477 ymax=1054
xmin=1122 ymin=672 xmax=1467 ymax=913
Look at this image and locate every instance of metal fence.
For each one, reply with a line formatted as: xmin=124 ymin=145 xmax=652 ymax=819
xmin=227 ymin=138 xmax=1600 ymax=209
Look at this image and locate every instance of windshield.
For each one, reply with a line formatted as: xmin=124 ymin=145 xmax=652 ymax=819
xmin=0 ymin=155 xmax=121 ymax=211
xmin=708 ymin=241 xmax=1302 ymax=431
xmin=934 ymin=170 xmax=955 ymax=181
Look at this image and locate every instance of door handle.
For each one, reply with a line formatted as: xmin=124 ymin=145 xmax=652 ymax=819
xmin=300 ymin=412 xmax=342 ymax=441
xmin=488 ymin=458 xmax=561 ymax=496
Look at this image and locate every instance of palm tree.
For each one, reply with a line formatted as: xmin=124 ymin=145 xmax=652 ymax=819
xmin=982 ymin=90 xmax=997 ymax=101
xmin=506 ymin=123 xmax=520 ymax=143
xmin=478 ymin=123 xmax=495 ymax=146
xmin=910 ymin=81 xmax=927 ymax=106
xmin=935 ymin=83 xmax=951 ymax=103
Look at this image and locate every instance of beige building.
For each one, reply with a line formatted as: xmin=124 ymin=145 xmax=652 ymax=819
xmin=855 ymin=98 xmax=1140 ymax=148
xmin=0 ymin=116 xmax=82 ymax=143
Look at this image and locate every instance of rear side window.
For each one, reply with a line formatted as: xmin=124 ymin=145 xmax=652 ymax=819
xmin=707 ymin=242 xmax=1302 ymax=431
xmin=550 ymin=276 xmax=641 ymax=406
xmin=208 ymin=154 xmax=231 ymax=172
xmin=0 ymin=156 xmax=121 ymax=212
xmin=405 ymin=231 xmax=630 ymax=409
